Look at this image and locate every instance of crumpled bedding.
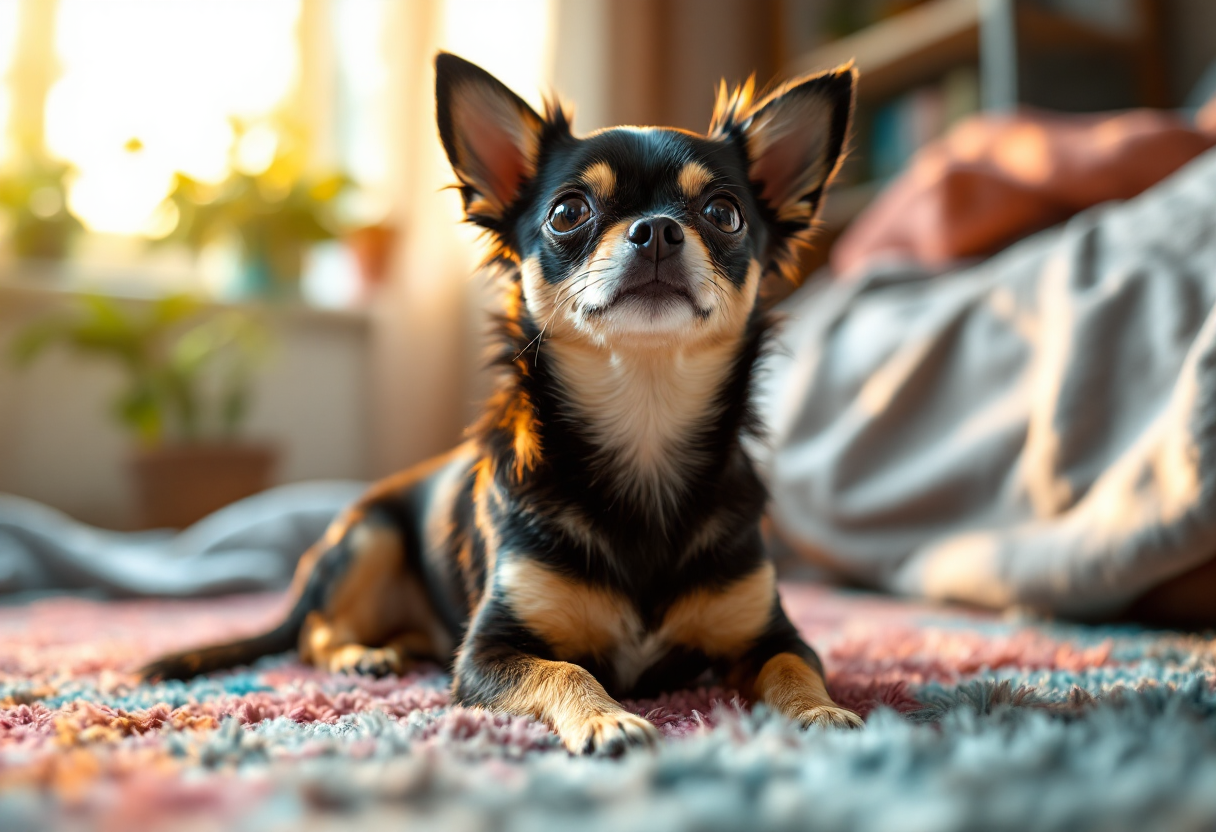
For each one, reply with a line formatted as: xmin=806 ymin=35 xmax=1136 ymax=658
xmin=0 ymin=482 xmax=365 ymax=598
xmin=757 ymin=144 xmax=1216 ymax=618
xmin=831 ymin=107 xmax=1215 ymax=275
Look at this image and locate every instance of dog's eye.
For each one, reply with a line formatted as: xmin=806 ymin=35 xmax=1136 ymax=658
xmin=549 ymin=197 xmax=592 ymax=233
xmin=702 ymin=197 xmax=742 ymax=233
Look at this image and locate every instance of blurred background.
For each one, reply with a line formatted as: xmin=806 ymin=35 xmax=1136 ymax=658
xmin=0 ymin=0 xmax=1213 ymax=531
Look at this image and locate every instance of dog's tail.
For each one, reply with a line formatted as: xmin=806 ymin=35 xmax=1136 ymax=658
xmin=138 ymin=545 xmax=331 ymax=682
xmin=137 ymin=607 xmax=307 ymax=682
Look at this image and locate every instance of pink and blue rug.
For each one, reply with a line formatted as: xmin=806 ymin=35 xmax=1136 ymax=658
xmin=2 ymin=584 xmax=1214 ymax=831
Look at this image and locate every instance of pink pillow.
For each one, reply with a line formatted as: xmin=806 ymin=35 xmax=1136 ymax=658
xmin=831 ymin=108 xmax=1216 ymax=276
xmin=1200 ymin=96 xmax=1216 ymax=135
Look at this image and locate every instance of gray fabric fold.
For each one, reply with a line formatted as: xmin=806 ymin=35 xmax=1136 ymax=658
xmin=0 ymin=481 xmax=366 ymax=598
xmin=759 ymin=146 xmax=1216 ymax=617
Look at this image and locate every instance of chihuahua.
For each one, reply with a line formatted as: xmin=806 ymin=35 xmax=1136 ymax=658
xmin=142 ymin=52 xmax=861 ymax=754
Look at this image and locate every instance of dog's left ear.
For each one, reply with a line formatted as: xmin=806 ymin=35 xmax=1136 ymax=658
xmin=435 ymin=52 xmax=559 ymax=222
xmin=711 ymin=66 xmax=856 ymax=225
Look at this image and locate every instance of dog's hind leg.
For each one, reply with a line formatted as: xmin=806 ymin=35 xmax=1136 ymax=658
xmin=297 ymin=514 xmax=452 ymax=677
xmin=302 ymin=616 xmax=438 ymax=677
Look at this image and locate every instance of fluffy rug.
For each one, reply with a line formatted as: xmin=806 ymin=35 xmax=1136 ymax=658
xmin=2 ymin=584 xmax=1214 ymax=831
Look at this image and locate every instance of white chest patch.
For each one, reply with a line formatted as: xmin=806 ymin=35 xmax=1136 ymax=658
xmin=605 ymin=619 xmax=669 ymax=690
xmin=552 ymin=343 xmax=740 ymax=507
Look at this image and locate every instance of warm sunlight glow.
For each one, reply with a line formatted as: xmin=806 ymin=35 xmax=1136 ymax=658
xmin=334 ymin=0 xmax=389 ymax=186
xmin=44 ymin=0 xmax=301 ymax=235
xmin=234 ymin=123 xmax=281 ymax=177
xmin=332 ymin=0 xmax=391 ymax=224
xmin=442 ymin=0 xmax=554 ymax=114
xmin=0 ymin=0 xmax=18 ymax=163
xmin=438 ymin=0 xmax=554 ymax=232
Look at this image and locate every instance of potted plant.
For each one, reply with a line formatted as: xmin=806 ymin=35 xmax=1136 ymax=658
xmin=0 ymin=151 xmax=84 ymax=261
xmin=11 ymin=294 xmax=276 ymax=528
xmin=157 ymin=128 xmax=352 ymax=299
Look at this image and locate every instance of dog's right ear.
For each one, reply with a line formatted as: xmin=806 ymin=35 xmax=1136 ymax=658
xmin=436 ymin=53 xmax=552 ymax=223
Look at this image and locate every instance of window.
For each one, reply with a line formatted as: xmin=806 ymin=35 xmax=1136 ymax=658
xmin=0 ymin=1 xmax=19 ymax=163
xmin=0 ymin=0 xmax=398 ymax=306
xmin=0 ymin=0 xmax=559 ymax=306
xmin=46 ymin=0 xmax=302 ymax=236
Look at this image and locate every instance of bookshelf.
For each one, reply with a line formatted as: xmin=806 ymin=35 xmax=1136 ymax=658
xmin=784 ymin=0 xmax=1166 ymax=278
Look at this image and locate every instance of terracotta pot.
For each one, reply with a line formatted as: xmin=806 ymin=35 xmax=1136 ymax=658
xmin=128 ymin=443 xmax=278 ymax=529
xmin=345 ymin=223 xmax=397 ymax=289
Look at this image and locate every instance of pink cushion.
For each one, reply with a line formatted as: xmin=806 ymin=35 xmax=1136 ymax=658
xmin=832 ymin=108 xmax=1216 ymax=276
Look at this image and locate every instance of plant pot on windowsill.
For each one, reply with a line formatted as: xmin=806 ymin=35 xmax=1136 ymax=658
xmin=11 ymin=294 xmax=277 ymax=531
xmin=128 ymin=442 xmax=278 ymax=529
xmin=230 ymin=244 xmax=306 ymax=300
xmin=157 ymin=135 xmax=355 ymax=301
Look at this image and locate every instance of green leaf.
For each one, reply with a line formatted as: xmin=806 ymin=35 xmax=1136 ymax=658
xmin=151 ymin=294 xmax=202 ymax=329
xmin=220 ymin=377 xmax=249 ymax=436
xmin=9 ymin=320 xmax=72 ymax=367
xmin=158 ymin=365 xmax=199 ymax=442
xmin=114 ymin=384 xmax=163 ymax=445
xmin=308 ymin=173 xmax=351 ymax=203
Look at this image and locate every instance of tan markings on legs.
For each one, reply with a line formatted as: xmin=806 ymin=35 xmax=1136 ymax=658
xmin=662 ymin=562 xmax=776 ymax=658
xmin=288 ymin=444 xmax=476 ymax=613
xmin=319 ymin=631 xmax=437 ymax=677
xmin=581 ymin=161 xmax=616 ymax=202
xmin=677 ymin=161 xmax=713 ymax=199
xmin=299 ymin=611 xmax=350 ymax=669
xmin=287 ymin=507 xmax=366 ymax=600
xmin=502 ymin=559 xmax=778 ymax=691
xmin=497 ymin=557 xmax=630 ymax=661
xmin=754 ymin=652 xmax=863 ymax=729
xmin=297 ymin=524 xmax=450 ymax=675
xmin=497 ymin=657 xmax=659 ymax=754
xmin=323 ymin=525 xmax=409 ymax=639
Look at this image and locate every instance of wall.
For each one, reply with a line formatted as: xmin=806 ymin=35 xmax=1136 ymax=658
xmin=1164 ymin=0 xmax=1216 ymax=103
xmin=0 ymin=287 xmax=371 ymax=529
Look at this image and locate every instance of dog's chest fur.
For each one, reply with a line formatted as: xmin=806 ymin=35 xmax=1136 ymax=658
xmin=551 ymin=340 xmax=740 ymax=506
xmin=499 ymin=557 xmax=775 ymax=691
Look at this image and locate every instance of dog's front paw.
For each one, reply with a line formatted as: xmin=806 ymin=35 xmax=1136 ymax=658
xmin=564 ymin=711 xmax=660 ymax=756
xmin=795 ymin=704 xmax=864 ymax=730
xmin=328 ymin=645 xmax=405 ymax=678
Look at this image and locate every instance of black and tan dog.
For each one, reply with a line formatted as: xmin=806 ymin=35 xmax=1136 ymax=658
xmin=142 ymin=53 xmax=862 ymax=754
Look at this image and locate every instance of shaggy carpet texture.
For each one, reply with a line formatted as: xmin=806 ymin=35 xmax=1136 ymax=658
xmin=1 ymin=585 xmax=1214 ymax=831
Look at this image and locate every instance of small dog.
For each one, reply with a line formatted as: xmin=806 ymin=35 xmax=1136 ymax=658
xmin=143 ymin=53 xmax=861 ymax=754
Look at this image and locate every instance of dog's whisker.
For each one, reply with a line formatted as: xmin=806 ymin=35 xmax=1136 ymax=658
xmin=525 ymin=272 xmax=616 ymax=362
xmin=516 ymin=270 xmax=611 ymax=361
xmin=705 ymin=278 xmax=730 ymax=305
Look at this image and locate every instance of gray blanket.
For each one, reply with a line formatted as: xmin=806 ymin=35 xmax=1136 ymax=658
xmin=758 ymin=145 xmax=1216 ymax=618
xmin=0 ymin=482 xmax=365 ymax=598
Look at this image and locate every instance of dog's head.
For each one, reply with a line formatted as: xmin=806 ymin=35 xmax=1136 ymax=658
xmin=435 ymin=53 xmax=854 ymax=350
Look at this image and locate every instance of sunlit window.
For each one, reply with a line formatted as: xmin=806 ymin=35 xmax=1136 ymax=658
xmin=332 ymin=0 xmax=390 ymax=223
xmin=0 ymin=0 xmax=551 ymax=304
xmin=443 ymin=0 xmax=553 ymax=113
xmin=0 ymin=0 xmax=19 ymax=163
xmin=44 ymin=0 xmax=301 ymax=235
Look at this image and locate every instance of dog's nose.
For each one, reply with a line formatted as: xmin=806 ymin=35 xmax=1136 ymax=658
xmin=627 ymin=217 xmax=684 ymax=262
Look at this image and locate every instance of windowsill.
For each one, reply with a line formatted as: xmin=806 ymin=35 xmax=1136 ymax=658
xmin=0 ymin=257 xmax=372 ymax=330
